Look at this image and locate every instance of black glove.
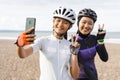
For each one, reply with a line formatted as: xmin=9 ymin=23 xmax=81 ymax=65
xmin=97 ymin=28 xmax=106 ymax=43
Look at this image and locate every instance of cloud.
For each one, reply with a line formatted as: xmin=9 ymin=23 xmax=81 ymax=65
xmin=0 ymin=0 xmax=120 ymax=31
xmin=0 ymin=0 xmax=119 ymax=6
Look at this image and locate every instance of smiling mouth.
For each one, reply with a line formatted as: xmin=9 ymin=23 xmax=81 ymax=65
xmin=83 ymin=27 xmax=91 ymax=31
xmin=58 ymin=28 xmax=64 ymax=30
xmin=83 ymin=28 xmax=89 ymax=32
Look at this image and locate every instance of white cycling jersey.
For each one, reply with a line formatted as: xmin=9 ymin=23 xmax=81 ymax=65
xmin=30 ymin=35 xmax=72 ymax=80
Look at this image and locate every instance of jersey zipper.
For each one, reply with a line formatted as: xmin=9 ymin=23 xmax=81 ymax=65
xmin=58 ymin=40 xmax=61 ymax=80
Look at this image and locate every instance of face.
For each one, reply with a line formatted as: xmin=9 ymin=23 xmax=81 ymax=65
xmin=78 ymin=17 xmax=94 ymax=35
xmin=53 ymin=17 xmax=71 ymax=36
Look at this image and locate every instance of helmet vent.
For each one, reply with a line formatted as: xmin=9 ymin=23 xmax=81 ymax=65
xmin=55 ymin=10 xmax=58 ymax=14
xmin=68 ymin=14 xmax=73 ymax=17
xmin=65 ymin=12 xmax=70 ymax=16
xmin=59 ymin=9 xmax=61 ymax=14
xmin=62 ymin=8 xmax=66 ymax=15
xmin=53 ymin=6 xmax=76 ymax=24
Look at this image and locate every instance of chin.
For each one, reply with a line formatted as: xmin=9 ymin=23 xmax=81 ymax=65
xmin=83 ymin=30 xmax=91 ymax=34
xmin=81 ymin=31 xmax=88 ymax=34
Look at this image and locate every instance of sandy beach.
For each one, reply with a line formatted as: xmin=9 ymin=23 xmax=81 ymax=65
xmin=0 ymin=39 xmax=120 ymax=80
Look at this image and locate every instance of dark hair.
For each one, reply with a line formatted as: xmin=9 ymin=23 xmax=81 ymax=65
xmin=77 ymin=16 xmax=82 ymax=26
xmin=64 ymin=32 xmax=67 ymax=40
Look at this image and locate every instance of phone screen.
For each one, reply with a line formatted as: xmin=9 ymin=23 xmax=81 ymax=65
xmin=25 ymin=18 xmax=36 ymax=34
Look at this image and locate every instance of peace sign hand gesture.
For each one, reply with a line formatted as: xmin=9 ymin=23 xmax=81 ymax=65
xmin=70 ymin=34 xmax=80 ymax=55
xmin=97 ymin=24 xmax=106 ymax=43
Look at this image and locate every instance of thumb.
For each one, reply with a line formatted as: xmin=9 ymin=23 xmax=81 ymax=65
xmin=25 ymin=27 xmax=35 ymax=34
xmin=75 ymin=34 xmax=79 ymax=42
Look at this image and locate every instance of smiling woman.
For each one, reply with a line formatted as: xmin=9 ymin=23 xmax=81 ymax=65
xmin=14 ymin=6 xmax=80 ymax=80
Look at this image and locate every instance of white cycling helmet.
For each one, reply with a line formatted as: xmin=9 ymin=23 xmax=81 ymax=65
xmin=53 ymin=6 xmax=76 ymax=24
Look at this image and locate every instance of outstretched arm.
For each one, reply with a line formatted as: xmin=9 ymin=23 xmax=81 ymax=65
xmin=15 ymin=27 xmax=36 ymax=58
xmin=17 ymin=45 xmax=33 ymax=58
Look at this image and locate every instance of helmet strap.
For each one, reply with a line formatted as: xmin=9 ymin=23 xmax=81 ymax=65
xmin=53 ymin=29 xmax=65 ymax=39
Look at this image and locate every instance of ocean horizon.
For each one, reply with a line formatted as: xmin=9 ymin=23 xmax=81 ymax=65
xmin=0 ymin=30 xmax=120 ymax=44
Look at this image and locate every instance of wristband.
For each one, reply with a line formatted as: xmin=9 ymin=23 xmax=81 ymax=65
xmin=97 ymin=39 xmax=104 ymax=43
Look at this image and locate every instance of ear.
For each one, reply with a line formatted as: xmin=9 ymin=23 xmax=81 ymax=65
xmin=53 ymin=18 xmax=55 ymax=28
xmin=53 ymin=18 xmax=55 ymax=23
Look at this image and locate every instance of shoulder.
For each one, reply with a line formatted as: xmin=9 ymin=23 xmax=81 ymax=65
xmin=62 ymin=39 xmax=71 ymax=46
xmin=89 ymin=34 xmax=97 ymax=39
xmin=86 ymin=34 xmax=97 ymax=44
xmin=35 ymin=35 xmax=51 ymax=43
xmin=87 ymin=34 xmax=97 ymax=41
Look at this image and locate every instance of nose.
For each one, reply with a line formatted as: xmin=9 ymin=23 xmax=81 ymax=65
xmin=58 ymin=21 xmax=64 ymax=28
xmin=84 ymin=23 xmax=89 ymax=28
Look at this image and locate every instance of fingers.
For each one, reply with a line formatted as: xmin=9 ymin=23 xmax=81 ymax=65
xmin=98 ymin=24 xmax=106 ymax=35
xmin=75 ymin=34 xmax=79 ymax=42
xmin=17 ymin=27 xmax=35 ymax=47
xmin=73 ymin=42 xmax=80 ymax=47
xmin=98 ymin=24 xmax=105 ymax=33
xmin=24 ymin=27 xmax=35 ymax=34
xmin=22 ymin=32 xmax=36 ymax=41
xmin=25 ymin=34 xmax=36 ymax=42
xmin=98 ymin=24 xmax=100 ymax=30
xmin=19 ymin=32 xmax=35 ymax=46
xmin=26 ymin=37 xmax=35 ymax=42
xmin=70 ymin=34 xmax=74 ymax=44
xmin=25 ymin=34 xmax=36 ymax=38
xmin=102 ymin=24 xmax=104 ymax=30
xmin=75 ymin=34 xmax=80 ymax=47
xmin=70 ymin=34 xmax=79 ymax=43
xmin=70 ymin=34 xmax=80 ymax=47
xmin=24 ymin=41 xmax=34 ymax=45
xmin=98 ymin=24 xmax=104 ymax=30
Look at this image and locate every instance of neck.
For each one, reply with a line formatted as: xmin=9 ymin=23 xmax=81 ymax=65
xmin=53 ymin=31 xmax=63 ymax=40
xmin=77 ymin=30 xmax=89 ymax=38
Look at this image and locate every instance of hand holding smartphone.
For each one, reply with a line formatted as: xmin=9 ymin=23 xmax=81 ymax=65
xmin=25 ymin=17 xmax=36 ymax=43
xmin=25 ymin=18 xmax=36 ymax=34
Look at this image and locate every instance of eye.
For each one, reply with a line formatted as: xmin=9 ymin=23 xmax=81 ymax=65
xmin=56 ymin=19 xmax=61 ymax=22
xmin=82 ymin=21 xmax=86 ymax=24
xmin=88 ymin=21 xmax=93 ymax=25
xmin=64 ymin=21 xmax=69 ymax=24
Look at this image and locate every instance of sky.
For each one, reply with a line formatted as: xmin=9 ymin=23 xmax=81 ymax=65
xmin=0 ymin=0 xmax=120 ymax=32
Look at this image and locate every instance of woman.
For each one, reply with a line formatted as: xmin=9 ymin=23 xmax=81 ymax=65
xmin=76 ymin=8 xmax=108 ymax=80
xmin=15 ymin=6 xmax=79 ymax=80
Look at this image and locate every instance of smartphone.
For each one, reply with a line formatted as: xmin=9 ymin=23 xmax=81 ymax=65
xmin=25 ymin=18 xmax=36 ymax=34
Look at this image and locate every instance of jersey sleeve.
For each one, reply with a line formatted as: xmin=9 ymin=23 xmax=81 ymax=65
xmin=30 ymin=37 xmax=43 ymax=53
xmin=96 ymin=44 xmax=108 ymax=62
xmin=94 ymin=35 xmax=108 ymax=62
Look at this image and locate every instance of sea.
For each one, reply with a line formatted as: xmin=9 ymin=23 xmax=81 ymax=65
xmin=0 ymin=30 xmax=120 ymax=44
